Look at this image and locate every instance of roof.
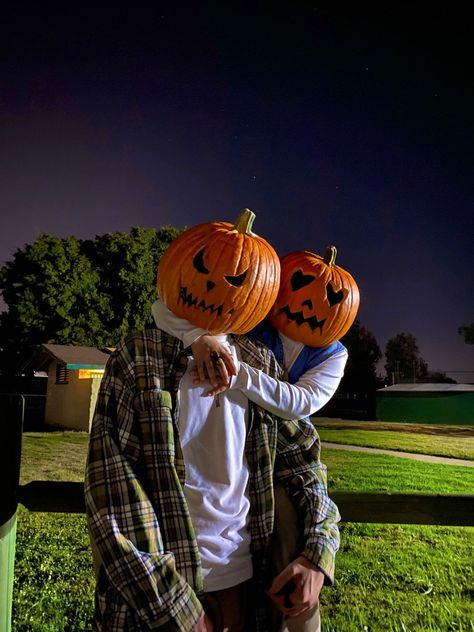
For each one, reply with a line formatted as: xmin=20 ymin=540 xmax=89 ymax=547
xmin=23 ymin=344 xmax=112 ymax=371
xmin=378 ymin=383 xmax=474 ymax=393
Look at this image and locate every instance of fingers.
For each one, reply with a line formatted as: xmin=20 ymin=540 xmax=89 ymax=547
xmin=220 ymin=351 xmax=237 ymax=376
xmin=196 ymin=359 xmax=207 ymax=383
xmin=204 ymin=382 xmax=231 ymax=397
xmin=269 ymin=564 xmax=298 ymax=595
xmin=190 ymin=353 xmax=232 ymax=395
xmin=190 ymin=335 xmax=236 ymax=388
xmin=266 ymin=587 xmax=311 ymax=618
xmin=215 ymin=357 xmax=230 ymax=384
xmin=285 ymin=604 xmax=312 ymax=619
xmin=266 ymin=570 xmax=297 ymax=615
xmin=266 ymin=560 xmax=323 ymax=617
xmin=190 ymin=368 xmax=230 ymax=392
xmin=205 ymin=354 xmax=219 ymax=386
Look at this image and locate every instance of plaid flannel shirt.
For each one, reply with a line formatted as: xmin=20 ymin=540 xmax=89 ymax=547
xmin=84 ymin=328 xmax=340 ymax=631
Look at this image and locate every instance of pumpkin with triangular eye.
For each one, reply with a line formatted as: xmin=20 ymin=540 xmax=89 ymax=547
xmin=269 ymin=246 xmax=360 ymax=346
xmin=157 ymin=209 xmax=280 ymax=334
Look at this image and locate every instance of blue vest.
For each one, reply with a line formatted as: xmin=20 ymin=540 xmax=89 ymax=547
xmin=248 ymin=321 xmax=346 ymax=384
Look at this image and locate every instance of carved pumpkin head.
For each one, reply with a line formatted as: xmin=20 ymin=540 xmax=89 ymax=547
xmin=157 ymin=209 xmax=280 ymax=334
xmin=269 ymin=246 xmax=360 ymax=347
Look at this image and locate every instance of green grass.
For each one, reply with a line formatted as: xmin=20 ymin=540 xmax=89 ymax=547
xmin=13 ymin=511 xmax=94 ymax=632
xmin=20 ymin=431 xmax=89 ymax=483
xmin=322 ymin=523 xmax=474 ymax=631
xmin=12 ymin=431 xmax=474 ymax=631
xmin=318 ymin=428 xmax=474 ymax=461
xmin=323 ymin=449 xmax=474 ymax=494
xmin=15 ymin=431 xmax=92 ymax=632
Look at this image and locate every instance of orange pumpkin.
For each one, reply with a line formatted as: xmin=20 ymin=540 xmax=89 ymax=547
xmin=269 ymin=246 xmax=360 ymax=346
xmin=157 ymin=209 xmax=280 ymax=334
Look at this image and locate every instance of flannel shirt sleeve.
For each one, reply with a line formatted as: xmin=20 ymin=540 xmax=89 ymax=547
xmin=84 ymin=352 xmax=203 ymax=631
xmin=273 ymin=417 xmax=340 ymax=584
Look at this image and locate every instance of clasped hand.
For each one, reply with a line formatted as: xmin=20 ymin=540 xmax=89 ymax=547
xmin=190 ymin=335 xmax=237 ymax=396
xmin=266 ymin=556 xmax=324 ymax=621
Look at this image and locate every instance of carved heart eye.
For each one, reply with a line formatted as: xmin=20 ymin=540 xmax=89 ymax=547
xmin=225 ymin=269 xmax=248 ymax=287
xmin=193 ymin=248 xmax=209 ymax=274
xmin=326 ymin=282 xmax=345 ymax=306
xmin=290 ymin=270 xmax=315 ymax=291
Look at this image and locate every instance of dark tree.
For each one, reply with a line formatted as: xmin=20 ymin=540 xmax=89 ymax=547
xmin=458 ymin=322 xmax=474 ymax=344
xmin=0 ymin=234 xmax=107 ymax=371
xmin=0 ymin=225 xmax=181 ymax=374
xmin=85 ymin=225 xmax=180 ymax=342
xmin=384 ymin=332 xmax=428 ymax=383
xmin=424 ymin=371 xmax=456 ymax=384
xmin=339 ymin=320 xmax=382 ymax=392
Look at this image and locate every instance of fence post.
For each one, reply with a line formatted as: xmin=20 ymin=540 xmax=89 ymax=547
xmin=0 ymin=395 xmax=24 ymax=632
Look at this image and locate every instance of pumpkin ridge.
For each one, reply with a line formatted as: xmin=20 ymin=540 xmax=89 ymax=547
xmin=235 ymin=236 xmax=279 ymax=333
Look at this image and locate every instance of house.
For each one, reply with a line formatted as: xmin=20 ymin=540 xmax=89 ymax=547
xmin=23 ymin=344 xmax=113 ymax=431
xmin=376 ymin=383 xmax=474 ymax=425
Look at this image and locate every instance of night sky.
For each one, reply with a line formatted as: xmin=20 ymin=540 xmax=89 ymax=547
xmin=1 ymin=4 xmax=473 ymax=378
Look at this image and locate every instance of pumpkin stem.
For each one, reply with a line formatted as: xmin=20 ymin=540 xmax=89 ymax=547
xmin=324 ymin=245 xmax=338 ymax=266
xmin=234 ymin=208 xmax=256 ymax=235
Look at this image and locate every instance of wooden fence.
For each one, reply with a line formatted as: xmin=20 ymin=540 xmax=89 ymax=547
xmin=1 ymin=394 xmax=474 ymax=632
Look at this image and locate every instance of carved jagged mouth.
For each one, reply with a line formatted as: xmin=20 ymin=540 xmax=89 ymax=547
xmin=279 ymin=306 xmax=326 ymax=333
xmin=179 ymin=287 xmax=224 ymax=316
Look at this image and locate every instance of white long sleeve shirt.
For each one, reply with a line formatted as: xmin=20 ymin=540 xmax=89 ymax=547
xmin=152 ymin=299 xmax=347 ymax=420
xmin=177 ymin=335 xmax=253 ymax=592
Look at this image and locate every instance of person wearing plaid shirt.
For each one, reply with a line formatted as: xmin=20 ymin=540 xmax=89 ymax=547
xmin=84 ymin=326 xmax=340 ymax=631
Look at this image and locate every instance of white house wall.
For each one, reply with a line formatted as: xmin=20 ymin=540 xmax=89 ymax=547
xmin=45 ymin=361 xmax=92 ymax=431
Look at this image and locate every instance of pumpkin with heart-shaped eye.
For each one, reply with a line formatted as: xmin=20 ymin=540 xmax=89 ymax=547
xmin=268 ymin=246 xmax=360 ymax=347
xmin=157 ymin=209 xmax=280 ymax=334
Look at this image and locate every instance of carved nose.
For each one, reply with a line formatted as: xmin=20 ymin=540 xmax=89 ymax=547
xmin=206 ymin=281 xmax=216 ymax=292
xmin=302 ymin=299 xmax=313 ymax=309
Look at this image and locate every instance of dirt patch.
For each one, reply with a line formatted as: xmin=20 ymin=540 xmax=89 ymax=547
xmin=313 ymin=417 xmax=474 ymax=437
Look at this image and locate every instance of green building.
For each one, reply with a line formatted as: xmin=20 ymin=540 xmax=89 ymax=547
xmin=376 ymin=383 xmax=474 ymax=425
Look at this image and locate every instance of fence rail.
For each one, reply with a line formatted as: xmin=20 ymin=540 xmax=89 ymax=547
xmin=16 ymin=480 xmax=474 ymax=526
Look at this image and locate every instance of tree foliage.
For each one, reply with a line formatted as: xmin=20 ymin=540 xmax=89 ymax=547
xmin=84 ymin=226 xmax=181 ymax=342
xmin=340 ymin=320 xmax=382 ymax=391
xmin=458 ymin=322 xmax=474 ymax=344
xmin=384 ymin=332 xmax=428 ymax=383
xmin=0 ymin=226 xmax=181 ymax=373
xmin=423 ymin=371 xmax=456 ymax=384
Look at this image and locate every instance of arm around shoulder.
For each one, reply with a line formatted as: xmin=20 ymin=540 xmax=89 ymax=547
xmin=233 ymin=345 xmax=347 ymax=420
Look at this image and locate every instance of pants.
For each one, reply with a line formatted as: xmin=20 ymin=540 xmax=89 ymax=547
xmin=272 ymin=485 xmax=321 ymax=632
xmin=200 ymin=486 xmax=321 ymax=632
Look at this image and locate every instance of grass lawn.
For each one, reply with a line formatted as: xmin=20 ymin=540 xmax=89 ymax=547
xmin=318 ymin=428 xmax=474 ymax=461
xmin=12 ymin=430 xmax=474 ymax=631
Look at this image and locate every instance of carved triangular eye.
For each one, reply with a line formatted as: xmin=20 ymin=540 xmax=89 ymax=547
xmin=327 ymin=282 xmax=345 ymax=306
xmin=290 ymin=270 xmax=315 ymax=291
xmin=225 ymin=269 xmax=247 ymax=287
xmin=193 ymin=248 xmax=209 ymax=274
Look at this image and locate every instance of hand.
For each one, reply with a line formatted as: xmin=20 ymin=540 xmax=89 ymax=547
xmin=193 ymin=610 xmax=214 ymax=631
xmin=191 ymin=335 xmax=237 ymax=391
xmin=266 ymin=556 xmax=324 ymax=620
